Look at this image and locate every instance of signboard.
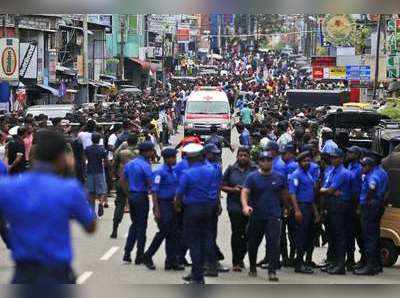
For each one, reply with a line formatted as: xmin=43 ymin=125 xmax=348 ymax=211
xmin=346 ymin=65 xmax=360 ymax=80
xmin=147 ymin=14 xmax=178 ymax=34
xmin=311 ymin=56 xmax=336 ymax=67
xmin=0 ymin=38 xmax=19 ymax=81
xmin=19 ymin=43 xmax=38 ymax=79
xmin=312 ymin=67 xmax=324 ymax=80
xmin=360 ymin=66 xmax=371 ymax=81
xmin=329 ymin=66 xmax=346 ymax=79
xmin=177 ymin=28 xmax=190 ymax=42
xmin=337 ymin=47 xmax=355 ymax=56
xmin=48 ymin=50 xmax=57 ymax=83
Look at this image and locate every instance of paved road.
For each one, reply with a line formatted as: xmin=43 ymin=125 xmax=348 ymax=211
xmin=0 ymin=128 xmax=399 ymax=284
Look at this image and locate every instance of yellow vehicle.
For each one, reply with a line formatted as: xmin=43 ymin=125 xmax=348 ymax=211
xmin=380 ymin=141 xmax=400 ymax=267
xmin=343 ymin=102 xmax=375 ymax=111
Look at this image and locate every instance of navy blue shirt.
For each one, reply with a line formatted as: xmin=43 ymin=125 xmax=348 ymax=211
xmin=124 ymin=155 xmax=153 ymax=193
xmin=244 ymin=170 xmax=285 ymax=219
xmin=152 ymin=164 xmax=178 ymax=200
xmin=285 ymin=159 xmax=298 ymax=178
xmin=323 ymin=164 xmax=352 ymax=202
xmin=360 ymin=166 xmax=388 ymax=205
xmin=0 ymin=166 xmax=95 ymax=266
xmin=288 ymin=167 xmax=315 ymax=203
xmin=223 ymin=162 xmax=258 ymax=213
xmin=177 ymin=161 xmax=218 ymax=204
xmin=85 ymin=144 xmax=107 ymax=175
xmin=174 ymin=158 xmax=190 ymax=180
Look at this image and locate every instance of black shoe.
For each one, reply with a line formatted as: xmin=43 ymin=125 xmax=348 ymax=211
xmin=305 ymin=261 xmax=318 ymax=268
xmin=249 ymin=270 xmax=257 ymax=277
xmin=354 ymin=261 xmax=366 ymax=271
xmin=110 ymin=229 xmax=117 ymax=239
xmin=268 ymin=271 xmax=279 ymax=282
xmin=320 ymin=263 xmax=334 ymax=272
xmin=354 ymin=266 xmax=376 ymax=276
xmin=123 ymin=253 xmax=132 ymax=264
xmin=327 ymin=266 xmax=346 ymax=275
xmin=104 ymin=203 xmax=109 ymax=208
xmin=182 ymin=274 xmax=193 ymax=282
xmin=135 ymin=255 xmax=143 ymax=265
xmin=374 ymin=266 xmax=383 ymax=274
xmin=185 ymin=279 xmax=205 ymax=284
xmin=143 ymin=256 xmax=156 ymax=270
xmin=165 ymin=264 xmax=185 ymax=271
xmin=295 ymin=264 xmax=314 ymax=274
xmin=346 ymin=262 xmax=355 ymax=272
xmin=204 ymin=268 xmax=219 ymax=277
xmin=217 ymin=262 xmax=230 ymax=273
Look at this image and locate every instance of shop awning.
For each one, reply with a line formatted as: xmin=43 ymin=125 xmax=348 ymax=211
xmin=58 ymin=24 xmax=93 ymax=35
xmin=56 ymin=65 xmax=77 ymax=76
xmin=36 ymin=84 xmax=59 ymax=96
xmin=130 ymin=58 xmax=159 ymax=73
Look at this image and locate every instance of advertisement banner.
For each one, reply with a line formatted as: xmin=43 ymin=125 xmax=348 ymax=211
xmin=48 ymin=50 xmax=57 ymax=83
xmin=0 ymin=38 xmax=19 ymax=81
xmin=19 ymin=43 xmax=38 ymax=79
xmin=312 ymin=67 xmax=324 ymax=80
xmin=329 ymin=66 xmax=346 ymax=79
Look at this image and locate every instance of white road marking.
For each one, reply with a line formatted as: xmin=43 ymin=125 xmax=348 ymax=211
xmin=77 ymin=271 xmax=93 ymax=284
xmin=100 ymin=246 xmax=120 ymax=261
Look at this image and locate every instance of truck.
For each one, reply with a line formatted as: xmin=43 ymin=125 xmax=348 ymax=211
xmin=286 ymin=89 xmax=350 ymax=109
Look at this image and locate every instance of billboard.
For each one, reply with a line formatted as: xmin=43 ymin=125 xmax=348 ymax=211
xmin=0 ymin=38 xmax=19 ymax=81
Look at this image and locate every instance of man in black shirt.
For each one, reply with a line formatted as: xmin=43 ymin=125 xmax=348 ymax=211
xmin=7 ymin=127 xmax=27 ymax=175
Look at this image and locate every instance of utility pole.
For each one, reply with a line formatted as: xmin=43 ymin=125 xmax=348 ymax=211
xmin=83 ymin=14 xmax=89 ymax=103
xmin=119 ymin=15 xmax=125 ymax=80
xmin=373 ymin=14 xmax=382 ymax=101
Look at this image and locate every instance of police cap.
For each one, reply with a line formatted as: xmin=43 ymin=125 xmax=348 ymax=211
xmin=266 ymin=141 xmax=279 ymax=152
xmin=162 ymin=147 xmax=178 ymax=159
xmin=182 ymin=143 xmax=204 ymax=157
xmin=330 ymin=148 xmax=344 ymax=158
xmin=297 ymin=151 xmax=311 ymax=162
xmin=138 ymin=141 xmax=155 ymax=152
xmin=204 ymin=143 xmax=221 ymax=154
xmin=259 ymin=151 xmax=274 ymax=160
xmin=360 ymin=157 xmax=376 ymax=167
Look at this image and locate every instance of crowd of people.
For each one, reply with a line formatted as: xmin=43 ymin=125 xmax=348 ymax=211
xmin=0 ymin=48 xmax=392 ymax=284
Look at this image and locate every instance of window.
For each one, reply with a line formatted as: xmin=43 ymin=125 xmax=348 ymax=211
xmin=186 ymin=101 xmax=229 ymax=114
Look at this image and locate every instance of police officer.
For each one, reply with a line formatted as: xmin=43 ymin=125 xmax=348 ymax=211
xmin=110 ymin=134 xmax=138 ymax=239
xmin=0 ymin=129 xmax=96 ymax=284
xmin=203 ymin=143 xmax=229 ymax=276
xmin=346 ymin=146 xmax=363 ymax=270
xmin=288 ymin=151 xmax=315 ymax=274
xmin=320 ymin=148 xmax=352 ymax=275
xmin=241 ymin=151 xmax=288 ymax=282
xmin=122 ymin=141 xmax=154 ymax=265
xmin=280 ymin=143 xmax=298 ymax=267
xmin=354 ymin=156 xmax=388 ymax=275
xmin=176 ymin=143 xmax=219 ymax=284
xmin=142 ymin=148 xmax=184 ymax=271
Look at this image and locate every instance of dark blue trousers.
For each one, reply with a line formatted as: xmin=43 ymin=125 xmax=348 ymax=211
xmin=292 ymin=202 xmax=313 ymax=268
xmin=124 ymin=193 xmax=149 ymax=258
xmin=183 ymin=202 xmax=216 ymax=282
xmin=247 ymin=216 xmax=281 ymax=273
xmin=12 ymin=263 xmax=75 ymax=284
xmin=327 ymin=199 xmax=352 ymax=268
xmin=145 ymin=200 xmax=179 ymax=265
xmin=361 ymin=201 xmax=384 ymax=268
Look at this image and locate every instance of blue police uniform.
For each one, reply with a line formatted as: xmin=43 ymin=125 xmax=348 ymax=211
xmin=239 ymin=128 xmax=251 ymax=147
xmin=173 ymin=157 xmax=190 ymax=264
xmin=244 ymin=170 xmax=285 ymax=273
xmin=360 ymin=166 xmax=388 ymax=271
xmin=0 ymin=163 xmax=95 ymax=284
xmin=273 ymin=156 xmax=287 ymax=180
xmin=347 ymin=161 xmax=363 ymax=264
xmin=288 ymin=167 xmax=315 ymax=270
xmin=176 ymin=161 xmax=218 ymax=283
xmin=144 ymin=164 xmax=179 ymax=266
xmin=123 ymin=155 xmax=153 ymax=261
xmin=0 ymin=161 xmax=8 ymax=248
xmin=205 ymin=159 xmax=224 ymax=271
xmin=324 ymin=164 xmax=353 ymax=271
